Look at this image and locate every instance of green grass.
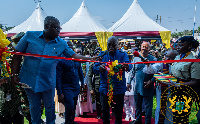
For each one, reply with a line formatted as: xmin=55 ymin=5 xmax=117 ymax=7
xmin=24 ymin=118 xmax=29 ymax=124
xmin=24 ymin=108 xmax=46 ymax=124
xmin=152 ymin=95 xmax=157 ymax=119
xmin=152 ymin=95 xmax=198 ymax=124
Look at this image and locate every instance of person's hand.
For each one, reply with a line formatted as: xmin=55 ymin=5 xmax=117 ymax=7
xmin=174 ymin=83 xmax=181 ymax=87
xmin=122 ymin=64 xmax=129 ymax=71
xmin=99 ymin=64 xmax=106 ymax=73
xmin=127 ymin=84 xmax=132 ymax=91
xmin=11 ymin=76 xmax=20 ymax=86
xmin=0 ymin=78 xmax=8 ymax=87
xmin=58 ymin=94 xmax=65 ymax=104
xmin=168 ymin=79 xmax=180 ymax=87
xmin=144 ymin=80 xmax=153 ymax=88
xmin=98 ymin=57 xmax=103 ymax=61
xmin=145 ymin=60 xmax=150 ymax=66
xmin=90 ymin=90 xmax=94 ymax=95
xmin=142 ymin=58 xmax=148 ymax=62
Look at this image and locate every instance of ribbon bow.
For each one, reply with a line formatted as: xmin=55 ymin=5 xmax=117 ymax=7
xmin=106 ymin=60 xmax=123 ymax=107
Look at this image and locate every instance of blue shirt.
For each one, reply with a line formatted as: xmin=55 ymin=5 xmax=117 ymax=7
xmin=128 ymin=55 xmax=157 ymax=96
xmin=56 ymin=59 xmax=84 ymax=96
xmin=15 ymin=31 xmax=75 ymax=92
xmin=96 ymin=50 xmax=131 ymax=95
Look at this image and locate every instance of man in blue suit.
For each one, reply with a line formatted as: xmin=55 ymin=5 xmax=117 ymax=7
xmin=56 ymin=40 xmax=84 ymax=124
xmin=98 ymin=36 xmax=131 ymax=124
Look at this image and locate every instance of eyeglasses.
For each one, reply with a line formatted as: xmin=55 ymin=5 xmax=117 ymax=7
xmin=108 ymin=43 xmax=117 ymax=47
xmin=53 ymin=27 xmax=62 ymax=31
xmin=48 ymin=25 xmax=62 ymax=31
xmin=76 ymin=51 xmax=82 ymax=54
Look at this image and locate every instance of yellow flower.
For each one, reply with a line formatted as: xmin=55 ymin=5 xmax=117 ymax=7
xmin=117 ymin=75 xmax=122 ymax=81
xmin=1 ymin=52 xmax=10 ymax=61
xmin=0 ymin=29 xmax=10 ymax=48
xmin=112 ymin=60 xmax=118 ymax=67
xmin=109 ymin=65 xmax=115 ymax=76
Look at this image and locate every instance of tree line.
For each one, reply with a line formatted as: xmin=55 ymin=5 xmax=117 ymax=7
xmin=171 ymin=26 xmax=200 ymax=39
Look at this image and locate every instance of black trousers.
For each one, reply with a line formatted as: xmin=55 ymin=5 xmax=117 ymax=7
xmin=95 ymin=92 xmax=102 ymax=117
xmin=0 ymin=112 xmax=24 ymax=124
xmin=64 ymin=96 xmax=78 ymax=124
xmin=100 ymin=93 xmax=124 ymax=124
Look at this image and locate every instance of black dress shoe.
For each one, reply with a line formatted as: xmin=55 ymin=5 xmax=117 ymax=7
xmin=97 ymin=116 xmax=102 ymax=119
xmin=142 ymin=111 xmax=145 ymax=116
xmin=129 ymin=120 xmax=142 ymax=124
xmin=73 ymin=122 xmax=79 ymax=124
xmin=41 ymin=119 xmax=46 ymax=124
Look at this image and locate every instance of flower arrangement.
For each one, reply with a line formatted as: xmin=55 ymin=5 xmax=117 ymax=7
xmin=106 ymin=60 xmax=123 ymax=107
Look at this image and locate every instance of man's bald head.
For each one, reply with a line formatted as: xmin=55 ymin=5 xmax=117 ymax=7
xmin=107 ymin=36 xmax=118 ymax=54
xmin=165 ymin=50 xmax=178 ymax=60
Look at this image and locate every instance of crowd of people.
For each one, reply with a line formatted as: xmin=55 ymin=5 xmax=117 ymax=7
xmin=1 ymin=16 xmax=200 ymax=124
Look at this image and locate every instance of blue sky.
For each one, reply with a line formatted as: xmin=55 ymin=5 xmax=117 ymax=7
xmin=0 ymin=0 xmax=199 ymax=33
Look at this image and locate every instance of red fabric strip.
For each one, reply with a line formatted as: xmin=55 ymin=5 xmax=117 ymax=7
xmin=113 ymin=31 xmax=160 ymax=36
xmin=3 ymin=50 xmax=200 ymax=64
xmin=6 ymin=33 xmax=17 ymax=37
xmin=59 ymin=32 xmax=96 ymax=37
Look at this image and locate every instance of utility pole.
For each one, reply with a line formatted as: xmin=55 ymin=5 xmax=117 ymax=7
xmin=156 ymin=15 xmax=158 ymax=23
xmin=160 ymin=16 xmax=161 ymax=24
xmin=34 ymin=0 xmax=41 ymax=3
xmin=155 ymin=15 xmax=161 ymax=24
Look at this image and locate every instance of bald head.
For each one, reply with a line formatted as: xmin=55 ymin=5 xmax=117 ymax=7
xmin=107 ymin=36 xmax=118 ymax=54
xmin=165 ymin=50 xmax=178 ymax=60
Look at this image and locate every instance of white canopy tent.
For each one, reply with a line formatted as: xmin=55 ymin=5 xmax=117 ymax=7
xmin=108 ymin=0 xmax=169 ymax=32
xmin=61 ymin=1 xmax=107 ymax=32
xmin=6 ymin=3 xmax=47 ymax=34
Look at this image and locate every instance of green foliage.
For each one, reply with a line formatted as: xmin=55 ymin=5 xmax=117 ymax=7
xmin=5 ymin=26 xmax=14 ymax=31
xmin=171 ymin=27 xmax=200 ymax=39
xmin=0 ymin=24 xmax=3 ymax=29
xmin=171 ymin=32 xmax=178 ymax=39
xmin=0 ymin=24 xmax=14 ymax=31
xmin=198 ymin=26 xmax=200 ymax=32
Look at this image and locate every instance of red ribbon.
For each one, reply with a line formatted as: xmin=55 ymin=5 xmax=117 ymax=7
xmin=5 ymin=61 xmax=11 ymax=74
xmin=122 ymin=59 xmax=200 ymax=65
xmin=1 ymin=49 xmax=200 ymax=64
